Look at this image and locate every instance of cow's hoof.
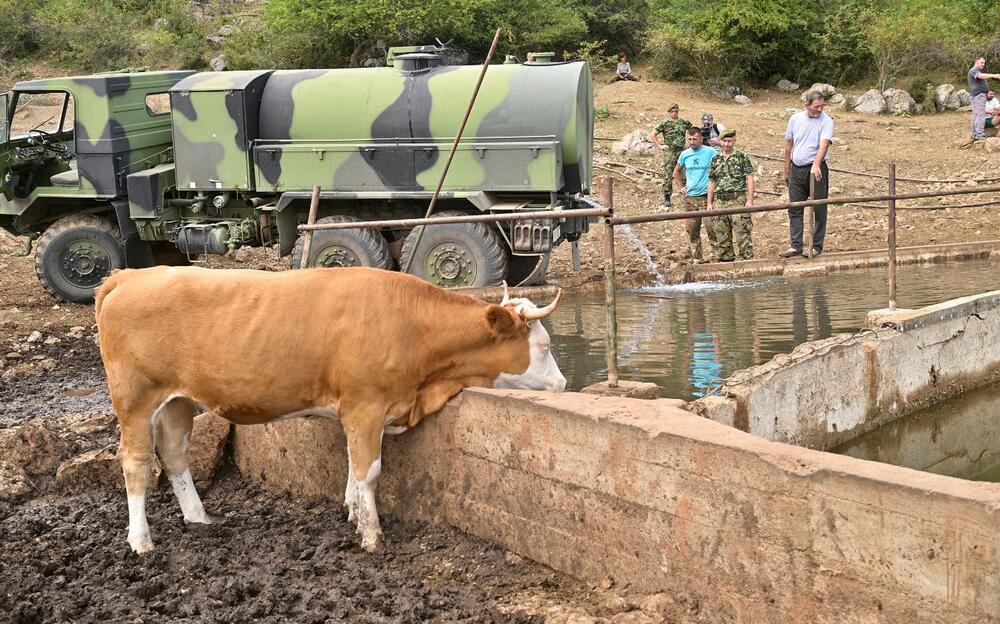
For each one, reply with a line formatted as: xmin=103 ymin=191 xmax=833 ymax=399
xmin=128 ymin=534 xmax=155 ymax=554
xmin=360 ymin=531 xmax=382 ymax=552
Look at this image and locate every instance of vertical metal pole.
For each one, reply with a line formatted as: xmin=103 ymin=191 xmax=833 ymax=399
xmin=888 ymin=164 xmax=897 ymax=311
xmin=299 ymin=185 xmax=321 ymax=269
xmin=805 ymin=175 xmax=815 ymax=259
xmin=601 ymin=177 xmax=619 ymax=387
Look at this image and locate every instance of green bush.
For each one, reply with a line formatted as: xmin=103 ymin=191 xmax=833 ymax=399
xmin=0 ymin=0 xmax=43 ymax=60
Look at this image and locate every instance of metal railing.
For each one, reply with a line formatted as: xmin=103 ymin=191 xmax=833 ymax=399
xmin=295 ymin=166 xmax=1000 ymax=389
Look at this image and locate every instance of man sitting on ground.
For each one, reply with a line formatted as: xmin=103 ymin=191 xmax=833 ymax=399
xmin=610 ymin=54 xmax=639 ymax=83
xmin=986 ymin=90 xmax=1000 ymax=133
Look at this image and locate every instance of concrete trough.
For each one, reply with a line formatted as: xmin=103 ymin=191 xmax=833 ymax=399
xmin=234 ymin=390 xmax=1000 ymax=623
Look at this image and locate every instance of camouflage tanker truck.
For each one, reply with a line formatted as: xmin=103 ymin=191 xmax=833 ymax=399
xmin=0 ymin=45 xmax=594 ymax=303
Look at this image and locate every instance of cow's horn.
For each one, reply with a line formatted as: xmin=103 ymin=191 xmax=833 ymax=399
xmin=500 ymin=281 xmax=511 ymax=306
xmin=521 ymin=289 xmax=562 ymax=321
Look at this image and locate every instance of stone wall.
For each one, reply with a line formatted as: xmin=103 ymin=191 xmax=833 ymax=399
xmin=694 ymin=291 xmax=1000 ymax=449
xmin=234 ymin=389 xmax=1000 ymax=623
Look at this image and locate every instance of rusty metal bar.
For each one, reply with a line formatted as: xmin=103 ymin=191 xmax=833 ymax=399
xmin=609 ymin=184 xmax=1000 ymax=225
xmin=298 ymin=185 xmax=321 ymax=269
xmin=805 ymin=175 xmax=815 ymax=259
xmin=299 ymin=207 xmax=609 ymax=231
xmin=601 ymin=177 xmax=619 ymax=387
xmin=888 ymin=164 xmax=898 ymax=311
xmin=400 ymin=27 xmax=503 ymax=274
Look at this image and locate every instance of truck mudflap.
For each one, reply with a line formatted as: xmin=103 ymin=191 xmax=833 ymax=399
xmin=111 ymin=199 xmax=154 ymax=268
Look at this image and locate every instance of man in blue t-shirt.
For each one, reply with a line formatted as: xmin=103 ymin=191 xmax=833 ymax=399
xmin=673 ymin=127 xmax=719 ymax=261
xmin=968 ymin=57 xmax=1000 ymax=140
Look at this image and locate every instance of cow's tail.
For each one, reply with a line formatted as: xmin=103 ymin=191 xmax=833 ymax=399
xmin=94 ymin=269 xmax=129 ymax=320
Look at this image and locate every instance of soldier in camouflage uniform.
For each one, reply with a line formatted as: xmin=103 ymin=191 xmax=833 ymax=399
xmin=649 ymin=103 xmax=692 ymax=208
xmin=707 ymin=128 xmax=755 ymax=261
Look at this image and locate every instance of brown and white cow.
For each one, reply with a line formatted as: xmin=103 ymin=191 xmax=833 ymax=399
xmin=95 ymin=266 xmax=565 ymax=554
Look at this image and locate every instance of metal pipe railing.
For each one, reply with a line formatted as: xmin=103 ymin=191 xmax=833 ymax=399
xmin=600 ymin=177 xmax=619 ymax=387
xmin=888 ymin=165 xmax=897 ymax=311
xmin=297 ymin=207 xmax=609 ymax=231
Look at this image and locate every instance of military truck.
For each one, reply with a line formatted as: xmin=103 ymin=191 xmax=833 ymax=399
xmin=0 ymin=46 xmax=594 ymax=303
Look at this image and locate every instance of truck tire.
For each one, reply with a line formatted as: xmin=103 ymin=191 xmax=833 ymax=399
xmin=506 ymin=253 xmax=550 ymax=286
xmin=34 ymin=214 xmax=125 ymax=304
xmin=290 ymin=215 xmax=392 ymax=270
xmin=400 ymin=211 xmax=508 ymax=288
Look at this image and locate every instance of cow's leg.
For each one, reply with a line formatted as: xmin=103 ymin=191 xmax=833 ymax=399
xmin=115 ymin=387 xmax=166 ymax=554
xmin=155 ymin=398 xmax=210 ymax=524
xmin=342 ymin=408 xmax=386 ymax=552
xmin=344 ymin=445 xmax=359 ymax=523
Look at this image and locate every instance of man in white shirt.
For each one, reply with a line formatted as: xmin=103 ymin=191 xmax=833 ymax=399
xmin=780 ymin=90 xmax=834 ymax=258
xmin=610 ymin=54 xmax=639 ymax=83
xmin=986 ymin=89 xmax=1000 ymax=132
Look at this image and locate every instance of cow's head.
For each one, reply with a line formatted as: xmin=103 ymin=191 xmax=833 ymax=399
xmin=490 ymin=283 xmax=567 ymax=392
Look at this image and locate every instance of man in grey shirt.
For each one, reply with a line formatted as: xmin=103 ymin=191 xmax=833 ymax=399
xmin=968 ymin=57 xmax=1000 ymax=140
xmin=780 ymin=90 xmax=834 ymax=258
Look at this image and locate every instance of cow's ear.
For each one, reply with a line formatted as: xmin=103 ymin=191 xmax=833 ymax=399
xmin=485 ymin=304 xmax=521 ymax=339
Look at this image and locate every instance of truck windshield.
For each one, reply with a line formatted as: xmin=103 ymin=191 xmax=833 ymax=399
xmin=10 ymin=92 xmax=72 ymax=138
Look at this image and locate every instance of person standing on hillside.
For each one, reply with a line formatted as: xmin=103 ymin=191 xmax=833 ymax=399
xmin=780 ymin=90 xmax=834 ymax=259
xmin=650 ymin=104 xmax=692 ymax=208
xmin=707 ymin=129 xmax=755 ymax=261
xmin=673 ymin=127 xmax=718 ymax=262
xmin=969 ymin=57 xmax=1000 ymax=141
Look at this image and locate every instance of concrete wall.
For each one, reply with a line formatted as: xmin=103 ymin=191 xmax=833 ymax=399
xmin=234 ymin=390 xmax=1000 ymax=623
xmin=693 ymin=291 xmax=1000 ymax=449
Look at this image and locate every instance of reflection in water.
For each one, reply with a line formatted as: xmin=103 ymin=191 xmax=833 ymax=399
xmin=545 ymin=259 xmax=1000 ymax=400
xmin=835 ymin=381 xmax=1000 ymax=482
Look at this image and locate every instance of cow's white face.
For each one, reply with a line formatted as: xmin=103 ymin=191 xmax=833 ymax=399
xmin=493 ymin=299 xmax=566 ymax=392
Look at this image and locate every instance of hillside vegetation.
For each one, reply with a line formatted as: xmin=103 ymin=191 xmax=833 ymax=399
xmin=1 ymin=0 xmax=998 ymax=92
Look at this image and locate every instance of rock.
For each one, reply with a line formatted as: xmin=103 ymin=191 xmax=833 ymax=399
xmin=43 ymin=336 xmax=61 ymax=345
xmin=218 ymin=24 xmax=236 ymax=37
xmin=709 ymin=84 xmax=742 ymax=100
xmin=231 ymin=246 xmax=255 ymax=263
xmin=776 ymin=79 xmax=799 ymax=92
xmin=882 ymin=88 xmax=917 ymax=115
xmin=135 ymin=42 xmax=150 ymax=56
xmin=828 ymin=93 xmax=845 ymax=105
xmin=0 ymin=422 xmax=70 ymax=476
xmin=638 ymin=593 xmax=685 ymax=620
xmin=0 ymin=461 xmax=34 ymax=501
xmin=55 ymin=446 xmax=123 ymax=493
xmin=801 ymin=83 xmax=837 ymax=101
xmin=984 ymin=137 xmax=1000 ymax=153
xmin=153 ymin=17 xmax=168 ymax=28
xmin=26 ymin=331 xmax=42 ymax=343
xmin=854 ymin=89 xmax=887 ymax=115
xmin=205 ymin=35 xmax=224 ymax=46
xmin=935 ymin=84 xmax=961 ymax=112
xmin=544 ymin=605 xmax=601 ymax=624
xmin=189 ymin=413 xmax=231 ymax=483
xmin=734 ymin=94 xmax=751 ymax=105
xmin=611 ymin=129 xmax=656 ymax=156
xmin=67 ymin=326 xmax=86 ymax=339
xmin=210 ymin=56 xmax=226 ymax=72
xmin=956 ymin=89 xmax=971 ymax=106
xmin=504 ymin=550 xmax=525 ymax=566
xmin=610 ymin=612 xmax=658 ymax=624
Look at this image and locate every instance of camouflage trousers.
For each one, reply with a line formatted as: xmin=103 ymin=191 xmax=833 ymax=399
xmin=661 ymin=148 xmax=682 ymax=203
xmin=682 ymin=195 xmax=718 ymax=260
xmin=711 ymin=193 xmax=753 ymax=261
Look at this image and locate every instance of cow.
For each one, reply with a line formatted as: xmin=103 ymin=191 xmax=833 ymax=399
xmin=94 ymin=266 xmax=565 ymax=554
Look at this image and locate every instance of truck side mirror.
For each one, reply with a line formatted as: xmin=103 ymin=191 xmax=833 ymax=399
xmin=0 ymin=93 xmax=7 ymax=143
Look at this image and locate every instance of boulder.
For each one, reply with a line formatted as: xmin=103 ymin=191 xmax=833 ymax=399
xmin=189 ymin=413 xmax=231 ymax=483
xmin=935 ymin=84 xmax=961 ymax=112
xmin=956 ymin=89 xmax=971 ymax=106
xmin=55 ymin=445 xmax=161 ymax=493
xmin=611 ymin=129 xmax=656 ymax=156
xmin=801 ymin=83 xmax=837 ymax=101
xmin=776 ymin=79 xmax=799 ymax=92
xmin=854 ymin=89 xmax=887 ymax=115
xmin=218 ymin=24 xmax=236 ymax=37
xmin=0 ymin=461 xmax=34 ymax=501
xmin=882 ymin=88 xmax=917 ymax=115
xmin=828 ymin=93 xmax=845 ymax=105
xmin=0 ymin=421 xmax=69 ymax=476
xmin=209 ymin=56 xmax=226 ymax=72
xmin=734 ymin=94 xmax=751 ymax=106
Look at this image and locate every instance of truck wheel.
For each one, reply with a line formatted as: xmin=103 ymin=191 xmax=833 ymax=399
xmin=34 ymin=214 xmax=125 ymax=304
xmin=506 ymin=253 xmax=551 ymax=286
xmin=290 ymin=215 xmax=392 ymax=270
xmin=400 ymin=211 xmax=508 ymax=288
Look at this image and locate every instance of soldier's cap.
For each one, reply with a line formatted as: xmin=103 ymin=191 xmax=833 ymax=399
xmin=668 ymin=103 xmax=679 ymax=111
xmin=720 ymin=128 xmax=736 ymax=139
xmin=702 ymin=112 xmax=714 ymax=122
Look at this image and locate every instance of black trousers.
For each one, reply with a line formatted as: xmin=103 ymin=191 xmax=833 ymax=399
xmin=787 ymin=162 xmax=828 ymax=252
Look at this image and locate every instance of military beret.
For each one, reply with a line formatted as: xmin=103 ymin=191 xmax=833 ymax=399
xmin=667 ymin=103 xmax=679 ymax=111
xmin=720 ymin=128 xmax=736 ymax=139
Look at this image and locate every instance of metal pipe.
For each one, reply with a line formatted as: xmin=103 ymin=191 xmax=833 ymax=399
xmin=805 ymin=175 xmax=815 ymax=259
xmin=299 ymin=206 xmax=609 ymax=231
xmin=400 ymin=27 xmax=503 ymax=274
xmin=888 ymin=164 xmax=897 ymax=311
xmin=299 ymin=185 xmax=321 ymax=269
xmin=601 ymin=177 xmax=619 ymax=387
xmin=609 ymin=184 xmax=1000 ymax=225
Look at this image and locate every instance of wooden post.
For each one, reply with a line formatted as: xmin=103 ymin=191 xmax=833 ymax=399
xmin=601 ymin=177 xmax=619 ymax=387
xmin=299 ymin=185 xmax=321 ymax=269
